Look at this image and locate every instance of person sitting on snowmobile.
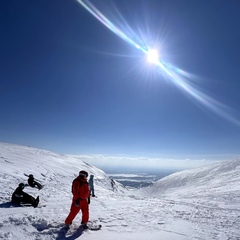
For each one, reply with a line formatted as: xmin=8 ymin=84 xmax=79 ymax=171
xmin=28 ymin=174 xmax=43 ymax=190
xmin=11 ymin=183 xmax=39 ymax=208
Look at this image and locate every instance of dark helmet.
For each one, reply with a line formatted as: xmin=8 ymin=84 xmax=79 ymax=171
xmin=79 ymin=170 xmax=88 ymax=178
xmin=29 ymin=174 xmax=33 ymax=178
xmin=19 ymin=183 xmax=25 ymax=189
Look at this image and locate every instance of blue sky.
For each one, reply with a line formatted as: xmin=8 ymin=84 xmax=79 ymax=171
xmin=1 ymin=0 xmax=240 ymax=163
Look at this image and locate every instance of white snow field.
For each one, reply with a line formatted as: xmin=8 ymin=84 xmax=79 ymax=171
xmin=0 ymin=142 xmax=239 ymax=240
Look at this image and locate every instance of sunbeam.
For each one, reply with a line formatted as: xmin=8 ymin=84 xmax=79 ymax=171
xmin=76 ymin=0 xmax=240 ymax=126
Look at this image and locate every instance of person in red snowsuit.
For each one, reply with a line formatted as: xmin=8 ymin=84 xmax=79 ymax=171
xmin=65 ymin=171 xmax=90 ymax=228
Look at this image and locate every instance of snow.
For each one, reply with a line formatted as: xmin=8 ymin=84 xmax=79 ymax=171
xmin=0 ymin=142 xmax=240 ymax=240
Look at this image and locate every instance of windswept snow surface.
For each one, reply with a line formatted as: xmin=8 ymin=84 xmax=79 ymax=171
xmin=0 ymin=142 xmax=240 ymax=240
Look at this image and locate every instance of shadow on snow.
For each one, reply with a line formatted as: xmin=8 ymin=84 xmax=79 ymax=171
xmin=0 ymin=201 xmax=32 ymax=208
xmin=56 ymin=226 xmax=84 ymax=240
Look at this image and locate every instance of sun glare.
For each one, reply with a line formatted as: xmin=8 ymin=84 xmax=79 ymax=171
xmin=147 ymin=49 xmax=159 ymax=64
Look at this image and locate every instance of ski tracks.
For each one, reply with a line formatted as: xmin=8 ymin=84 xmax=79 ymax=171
xmin=92 ymin=193 xmax=240 ymax=240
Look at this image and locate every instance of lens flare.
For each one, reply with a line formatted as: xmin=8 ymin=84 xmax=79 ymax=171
xmin=76 ymin=0 xmax=240 ymax=126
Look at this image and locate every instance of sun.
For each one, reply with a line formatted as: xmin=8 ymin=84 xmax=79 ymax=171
xmin=147 ymin=49 xmax=159 ymax=64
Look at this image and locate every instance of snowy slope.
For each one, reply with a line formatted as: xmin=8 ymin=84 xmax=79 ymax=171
xmin=137 ymin=159 xmax=240 ymax=239
xmin=0 ymin=142 xmax=125 ymax=199
xmin=139 ymin=159 xmax=240 ymax=200
xmin=0 ymin=142 xmax=240 ymax=240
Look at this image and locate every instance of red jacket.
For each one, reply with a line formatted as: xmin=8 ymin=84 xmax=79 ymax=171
xmin=71 ymin=176 xmax=90 ymax=201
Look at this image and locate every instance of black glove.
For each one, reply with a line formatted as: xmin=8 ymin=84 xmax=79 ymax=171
xmin=88 ymin=197 xmax=90 ymax=205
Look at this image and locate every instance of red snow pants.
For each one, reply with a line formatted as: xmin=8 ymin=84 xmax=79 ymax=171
xmin=65 ymin=198 xmax=89 ymax=225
